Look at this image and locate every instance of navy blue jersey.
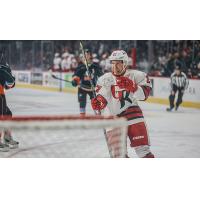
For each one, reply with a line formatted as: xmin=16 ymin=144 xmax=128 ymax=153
xmin=72 ymin=62 xmax=103 ymax=90
xmin=0 ymin=65 xmax=15 ymax=95
xmin=0 ymin=64 xmax=15 ymax=116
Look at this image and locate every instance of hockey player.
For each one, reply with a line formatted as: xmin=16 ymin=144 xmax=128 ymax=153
xmin=71 ymin=48 xmax=103 ymax=116
xmin=0 ymin=60 xmax=19 ymax=152
xmin=91 ymin=50 xmax=154 ymax=158
xmin=166 ymin=65 xmax=189 ymax=111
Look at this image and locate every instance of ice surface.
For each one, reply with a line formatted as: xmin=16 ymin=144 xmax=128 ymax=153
xmin=1 ymin=87 xmax=200 ymax=158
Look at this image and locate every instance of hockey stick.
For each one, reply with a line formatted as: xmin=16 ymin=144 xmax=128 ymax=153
xmin=51 ymin=73 xmax=94 ymax=92
xmin=0 ymin=48 xmax=5 ymax=63
xmin=80 ymin=41 xmax=113 ymax=158
xmin=0 ymin=48 xmax=7 ymax=65
xmin=51 ymin=74 xmax=72 ymax=83
xmin=79 ymin=42 xmax=97 ymax=99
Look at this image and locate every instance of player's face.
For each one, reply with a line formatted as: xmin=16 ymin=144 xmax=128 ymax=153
xmin=85 ymin=52 xmax=92 ymax=62
xmin=175 ymin=69 xmax=181 ymax=75
xmin=111 ymin=60 xmax=125 ymax=76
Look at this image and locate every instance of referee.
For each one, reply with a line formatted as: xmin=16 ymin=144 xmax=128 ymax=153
xmin=166 ymin=64 xmax=189 ymax=111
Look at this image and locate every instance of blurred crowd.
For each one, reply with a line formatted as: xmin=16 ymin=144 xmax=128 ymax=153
xmin=52 ymin=49 xmax=133 ymax=73
xmin=148 ymin=41 xmax=200 ymax=79
xmin=1 ymin=40 xmax=200 ymax=79
xmin=52 ymin=41 xmax=200 ymax=79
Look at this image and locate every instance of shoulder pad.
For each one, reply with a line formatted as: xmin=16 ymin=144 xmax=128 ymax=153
xmin=98 ymin=73 xmax=115 ymax=87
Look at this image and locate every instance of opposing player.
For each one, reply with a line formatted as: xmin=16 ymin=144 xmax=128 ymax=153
xmin=71 ymin=48 xmax=103 ymax=116
xmin=91 ymin=50 xmax=154 ymax=158
xmin=0 ymin=58 xmax=19 ymax=152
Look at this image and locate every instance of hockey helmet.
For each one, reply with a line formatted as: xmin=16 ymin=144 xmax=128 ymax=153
xmin=109 ymin=50 xmax=129 ymax=66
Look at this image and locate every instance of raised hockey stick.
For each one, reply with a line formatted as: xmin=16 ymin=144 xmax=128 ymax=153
xmin=0 ymin=48 xmax=7 ymax=65
xmin=0 ymin=48 xmax=4 ymax=63
xmin=79 ymin=41 xmax=97 ymax=99
xmin=80 ymin=41 xmax=114 ymax=158
xmin=0 ymin=52 xmax=3 ymax=64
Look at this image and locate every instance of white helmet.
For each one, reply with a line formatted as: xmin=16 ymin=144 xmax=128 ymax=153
xmin=109 ymin=50 xmax=129 ymax=66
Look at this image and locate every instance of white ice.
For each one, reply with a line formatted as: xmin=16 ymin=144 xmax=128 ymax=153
xmin=1 ymin=87 xmax=200 ymax=158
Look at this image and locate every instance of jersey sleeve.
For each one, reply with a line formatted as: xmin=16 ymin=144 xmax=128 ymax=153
xmin=95 ymin=64 xmax=104 ymax=77
xmin=95 ymin=76 xmax=109 ymax=99
xmin=72 ymin=65 xmax=83 ymax=78
xmin=0 ymin=67 xmax=15 ymax=89
xmin=132 ymin=70 xmax=152 ymax=101
xmin=94 ymin=74 xmax=113 ymax=110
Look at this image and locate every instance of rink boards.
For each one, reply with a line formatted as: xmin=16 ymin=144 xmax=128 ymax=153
xmin=13 ymin=70 xmax=200 ymax=109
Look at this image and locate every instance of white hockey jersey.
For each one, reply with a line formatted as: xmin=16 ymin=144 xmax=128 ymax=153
xmin=95 ymin=69 xmax=152 ymax=118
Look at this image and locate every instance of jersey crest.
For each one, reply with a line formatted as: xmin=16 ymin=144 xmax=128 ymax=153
xmin=111 ymin=85 xmax=132 ymax=108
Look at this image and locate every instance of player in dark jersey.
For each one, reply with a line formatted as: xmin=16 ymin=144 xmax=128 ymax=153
xmin=71 ymin=48 xmax=103 ymax=116
xmin=0 ymin=56 xmax=19 ymax=152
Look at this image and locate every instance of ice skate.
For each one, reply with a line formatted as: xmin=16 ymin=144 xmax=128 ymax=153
xmin=0 ymin=142 xmax=9 ymax=152
xmin=166 ymin=107 xmax=174 ymax=112
xmin=4 ymin=133 xmax=19 ymax=149
xmin=175 ymin=106 xmax=179 ymax=111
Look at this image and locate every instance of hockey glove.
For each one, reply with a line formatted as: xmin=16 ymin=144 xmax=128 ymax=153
xmin=71 ymin=76 xmax=80 ymax=87
xmin=91 ymin=95 xmax=107 ymax=111
xmin=5 ymin=81 xmax=15 ymax=89
xmin=116 ymin=76 xmax=138 ymax=93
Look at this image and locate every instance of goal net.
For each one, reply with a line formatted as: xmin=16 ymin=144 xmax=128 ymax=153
xmin=0 ymin=115 xmax=127 ymax=158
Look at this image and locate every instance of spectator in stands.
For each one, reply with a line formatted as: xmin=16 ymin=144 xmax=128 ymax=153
xmin=61 ymin=52 xmax=71 ymax=71
xmin=53 ymin=53 xmax=62 ymax=71
xmin=179 ymin=50 xmax=189 ymax=74
xmin=193 ymin=62 xmax=200 ymax=79
xmin=194 ymin=52 xmax=200 ymax=66
xmin=99 ymin=52 xmax=111 ymax=73
xmin=70 ymin=54 xmax=78 ymax=71
xmin=165 ymin=52 xmax=182 ymax=76
xmin=92 ymin=53 xmax=100 ymax=64
xmin=127 ymin=49 xmax=133 ymax=69
xmin=187 ymin=68 xmax=193 ymax=79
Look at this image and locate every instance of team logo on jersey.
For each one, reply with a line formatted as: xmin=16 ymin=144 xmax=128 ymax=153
xmin=84 ymin=69 xmax=94 ymax=81
xmin=111 ymin=85 xmax=132 ymax=108
xmin=84 ymin=75 xmax=92 ymax=81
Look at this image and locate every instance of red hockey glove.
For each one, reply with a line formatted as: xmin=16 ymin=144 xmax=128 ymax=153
xmin=116 ymin=76 xmax=138 ymax=93
xmin=91 ymin=95 xmax=107 ymax=111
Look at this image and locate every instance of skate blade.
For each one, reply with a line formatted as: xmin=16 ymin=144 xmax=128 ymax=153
xmin=9 ymin=144 xmax=19 ymax=149
xmin=0 ymin=147 xmax=9 ymax=152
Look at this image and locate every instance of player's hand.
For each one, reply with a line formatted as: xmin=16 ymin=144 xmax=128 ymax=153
xmin=91 ymin=95 xmax=107 ymax=111
xmin=116 ymin=76 xmax=138 ymax=93
xmin=71 ymin=76 xmax=80 ymax=87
